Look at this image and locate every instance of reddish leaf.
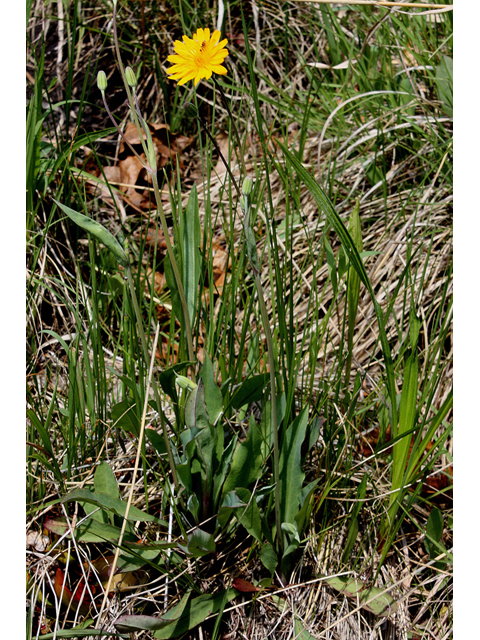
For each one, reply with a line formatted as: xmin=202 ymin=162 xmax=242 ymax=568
xmin=54 ymin=568 xmax=92 ymax=615
xmin=232 ymin=577 xmax=262 ymax=593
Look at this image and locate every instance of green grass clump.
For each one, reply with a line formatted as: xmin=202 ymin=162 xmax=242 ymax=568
xmin=27 ymin=1 xmax=452 ymax=638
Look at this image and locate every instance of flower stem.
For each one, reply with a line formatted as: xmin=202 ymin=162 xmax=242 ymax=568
xmin=213 ymin=77 xmax=247 ymax=181
xmin=254 ymin=272 xmax=282 ymax=554
xmin=112 ymin=2 xmax=195 ymax=372
xmin=150 ymin=170 xmax=195 ymax=368
xmin=241 ymin=185 xmax=282 ymax=555
xmin=125 ymin=263 xmax=179 ymax=490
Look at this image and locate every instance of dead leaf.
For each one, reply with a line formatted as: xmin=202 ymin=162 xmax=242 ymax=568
xmin=54 ymin=568 xmax=92 ymax=615
xmin=26 ymin=531 xmax=50 ymax=552
xmin=232 ymin=577 xmax=262 ymax=593
xmin=84 ymin=122 xmax=192 ymax=211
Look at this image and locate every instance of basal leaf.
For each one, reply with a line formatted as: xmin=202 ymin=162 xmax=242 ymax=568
xmin=94 ymin=461 xmax=120 ymax=502
xmin=53 ymin=199 xmax=128 ymax=267
xmin=229 ymin=374 xmax=269 ymax=410
xmin=62 ymin=488 xmax=165 ymax=525
xmin=325 ymin=575 xmax=398 ymax=616
xmin=152 ymin=590 xmax=238 ymax=639
xmin=199 ymin=354 xmax=223 ymax=425
xmin=278 ymin=407 xmax=309 ymax=525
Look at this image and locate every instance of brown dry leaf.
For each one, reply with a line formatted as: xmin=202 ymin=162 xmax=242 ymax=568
xmin=86 ymin=555 xmax=143 ymax=593
xmin=54 ymin=568 xmax=92 ymax=615
xmin=86 ymin=122 xmax=192 ymax=211
xmin=156 ymin=337 xmax=180 ymax=366
xmin=118 ymin=153 xmax=145 ymax=206
xmin=212 ymin=239 xmax=230 ymax=291
xmin=137 ymin=226 xmax=174 ymax=252
xmin=232 ymin=577 xmax=262 ymax=593
xmin=213 ymin=131 xmax=231 ymax=175
xmin=86 ymin=165 xmax=121 ymax=202
xmin=140 ymin=266 xmax=165 ymax=296
xmin=26 ymin=531 xmax=50 ymax=552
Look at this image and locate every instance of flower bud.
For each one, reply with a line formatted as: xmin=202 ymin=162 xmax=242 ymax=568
xmin=183 ymin=102 xmax=199 ymax=118
xmin=125 ymin=66 xmax=137 ymax=88
xmin=174 ymin=374 xmax=197 ymax=391
xmin=97 ymin=70 xmax=108 ymax=92
xmin=242 ymin=177 xmax=254 ymax=196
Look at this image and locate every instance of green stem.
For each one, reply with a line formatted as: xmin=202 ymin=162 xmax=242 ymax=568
xmin=241 ymin=186 xmax=282 ymax=555
xmin=254 ymin=272 xmax=282 ymax=553
xmin=112 ymin=3 xmax=195 ymax=372
xmin=150 ymin=171 xmax=195 ymax=368
xmin=213 ymin=77 xmax=247 ymax=181
xmin=112 ymin=2 xmax=149 ymax=159
xmin=125 ymin=264 xmax=179 ymax=490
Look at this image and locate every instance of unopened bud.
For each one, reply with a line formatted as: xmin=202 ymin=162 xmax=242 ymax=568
xmin=183 ymin=102 xmax=199 ymax=118
xmin=97 ymin=70 xmax=108 ymax=92
xmin=242 ymin=177 xmax=254 ymax=196
xmin=125 ymin=66 xmax=137 ymax=88
xmin=175 ymin=374 xmax=197 ymax=391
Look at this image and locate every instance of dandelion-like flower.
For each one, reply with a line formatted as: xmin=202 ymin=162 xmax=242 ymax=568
xmin=167 ymin=28 xmax=229 ymax=86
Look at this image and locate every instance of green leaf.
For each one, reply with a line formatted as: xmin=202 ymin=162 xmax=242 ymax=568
xmin=260 ymin=541 xmax=278 ymax=575
xmin=152 ymin=590 xmax=239 ymax=638
xmin=38 ymin=625 xmax=127 ymax=639
xmin=117 ymin=545 xmax=165 ymax=572
xmin=347 ymin=199 xmax=362 ymax=342
xmin=158 ymin=361 xmax=196 ymax=414
xmin=229 ymin=374 xmax=269 ymax=409
xmin=278 ymin=407 xmax=309 ymax=525
xmin=217 ymin=489 xmax=245 ymax=528
xmin=294 ymin=617 xmax=316 ymax=640
xmin=212 ymin=434 xmax=237 ymax=510
xmin=52 ymin=199 xmax=128 ymax=267
xmin=62 ymin=488 xmax=165 ymax=524
xmin=145 ymin=428 xmax=168 ymax=456
xmin=425 ymin=507 xmax=444 ymax=559
xmin=278 ymin=142 xmax=397 ymax=465
xmin=281 ymin=522 xmax=300 ymax=559
xmin=82 ymin=500 xmax=110 ymax=526
xmin=223 ymin=415 xmax=264 ymax=495
xmin=389 ymin=307 xmax=419 ymax=514
xmin=199 ymin=354 xmax=223 ymax=425
xmin=115 ymin=614 xmax=176 ymax=633
xmin=341 ymin=474 xmax=367 ymax=562
xmin=184 ymin=384 xmax=202 ymax=430
xmin=164 ymin=246 xmax=183 ymax=330
xmin=324 ymin=575 xmax=398 ymax=616
xmin=111 ymin=398 xmax=140 ymax=437
xmin=116 ymin=592 xmax=190 ymax=634
xmin=43 ymin=515 xmax=137 ymax=544
xmin=178 ymin=528 xmax=216 ymax=558
xmin=181 ymin=185 xmax=202 ymax=329
xmin=27 ymin=409 xmax=63 ymax=480
xmin=295 ymin=479 xmax=320 ymax=534
xmin=435 ymin=55 xmax=453 ymax=116
xmin=94 ymin=461 xmax=120 ymax=502
xmin=324 ymin=238 xmax=338 ymax=295
xmin=236 ymin=488 xmax=264 ymax=543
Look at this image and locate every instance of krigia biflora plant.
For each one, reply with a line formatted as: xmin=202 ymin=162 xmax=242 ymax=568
xmin=46 ymin=9 xmax=325 ymax=635
xmin=34 ymin=2 xmax=452 ymax=637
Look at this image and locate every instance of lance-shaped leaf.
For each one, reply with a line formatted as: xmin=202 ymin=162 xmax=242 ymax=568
xmin=62 ymin=488 xmax=166 ymax=525
xmin=277 ymin=143 xmax=397 ymax=443
xmin=180 ymin=185 xmax=202 ymax=331
xmin=53 ymin=198 xmax=128 ymax=267
xmin=324 ymin=575 xmax=398 ymax=616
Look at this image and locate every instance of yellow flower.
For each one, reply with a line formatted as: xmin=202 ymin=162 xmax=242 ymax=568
xmin=167 ymin=27 xmax=229 ymax=86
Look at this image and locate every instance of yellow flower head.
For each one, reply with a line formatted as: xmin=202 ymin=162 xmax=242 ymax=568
xmin=167 ymin=27 xmax=229 ymax=86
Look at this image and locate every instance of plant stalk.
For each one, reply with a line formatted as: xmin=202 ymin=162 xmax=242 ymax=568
xmin=112 ymin=3 xmax=195 ymax=372
xmin=125 ymin=264 xmax=179 ymax=490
